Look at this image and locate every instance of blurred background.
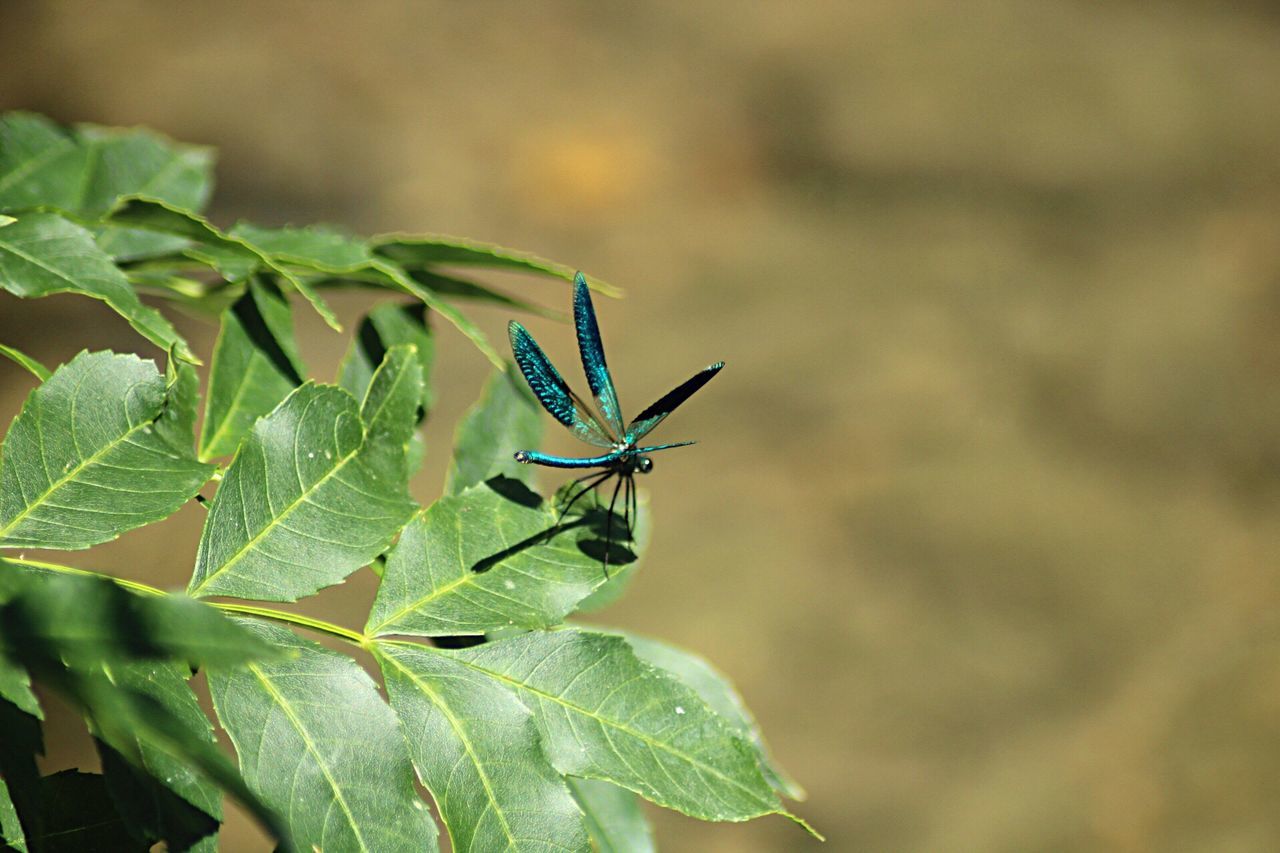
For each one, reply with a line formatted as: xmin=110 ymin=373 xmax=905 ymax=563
xmin=4 ymin=1 xmax=1280 ymax=850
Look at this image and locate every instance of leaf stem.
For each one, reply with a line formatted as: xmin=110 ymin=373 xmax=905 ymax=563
xmin=2 ymin=557 xmax=367 ymax=646
xmin=213 ymin=602 xmax=367 ymax=645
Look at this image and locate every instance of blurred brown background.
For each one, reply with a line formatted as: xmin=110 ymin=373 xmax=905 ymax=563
xmin=5 ymin=1 xmax=1280 ymax=850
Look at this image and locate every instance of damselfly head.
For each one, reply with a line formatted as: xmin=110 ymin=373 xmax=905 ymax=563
xmin=637 ymin=456 xmax=653 ymax=474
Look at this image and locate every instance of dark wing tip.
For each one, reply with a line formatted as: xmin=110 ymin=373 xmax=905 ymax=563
xmin=708 ymin=361 xmax=725 ymax=372
xmin=573 ymin=273 xmax=594 ymax=317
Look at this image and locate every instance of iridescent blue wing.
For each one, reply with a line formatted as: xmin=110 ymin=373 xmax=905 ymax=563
xmin=508 ymin=321 xmax=615 ymax=448
xmin=573 ymin=273 xmax=625 ymax=441
xmin=625 ymin=361 xmax=725 ymax=443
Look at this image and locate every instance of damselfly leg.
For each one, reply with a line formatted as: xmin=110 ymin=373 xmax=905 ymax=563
xmin=556 ymin=469 xmax=613 ymax=523
xmin=602 ymin=475 xmax=625 ymax=578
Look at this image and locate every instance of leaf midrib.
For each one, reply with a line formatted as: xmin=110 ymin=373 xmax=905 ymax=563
xmin=378 ymin=648 xmax=517 ymax=850
xmin=247 ymin=662 xmax=371 ymax=853
xmin=433 ymin=647 xmax=777 ymax=814
xmin=0 ymin=408 xmax=157 ymax=541
xmin=0 ymin=223 xmax=119 ymax=297
xmin=369 ymin=499 xmax=570 ymax=634
xmin=0 ymin=136 xmax=74 ymax=195
xmin=190 ymin=441 xmax=360 ymax=595
xmin=199 ymin=349 xmax=271 ymax=459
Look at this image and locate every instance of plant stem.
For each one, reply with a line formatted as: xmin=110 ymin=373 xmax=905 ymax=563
xmin=213 ymin=602 xmax=367 ymax=645
xmin=3 ymin=557 xmax=366 ymax=646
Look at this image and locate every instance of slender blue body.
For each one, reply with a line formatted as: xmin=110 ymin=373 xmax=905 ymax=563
xmin=506 ymin=271 xmax=723 ymax=574
xmin=514 ymin=441 xmax=695 ymax=469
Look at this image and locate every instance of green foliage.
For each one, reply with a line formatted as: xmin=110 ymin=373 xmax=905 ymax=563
xmin=0 ymin=352 xmax=212 ymax=550
xmin=0 ymin=112 xmax=812 ymax=851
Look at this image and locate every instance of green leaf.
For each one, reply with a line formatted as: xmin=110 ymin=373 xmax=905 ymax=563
xmin=0 ymin=774 xmax=26 ymax=852
xmin=199 ymin=279 xmax=304 ymax=460
xmin=568 ymin=778 xmax=655 ymax=853
xmin=621 ymin=632 xmax=805 ymax=801
xmin=0 ymin=572 xmax=284 ymax=846
xmin=98 ymin=743 xmax=217 ymax=852
xmin=103 ymin=198 xmax=340 ymax=331
xmin=0 ymin=653 xmax=39 ymax=719
xmin=0 ymin=350 xmax=213 ymax=550
xmin=0 ymin=112 xmax=87 ymax=213
xmin=94 ymin=660 xmax=221 ymax=845
xmin=105 ymin=198 xmax=257 ymax=277
xmin=375 ymin=641 xmax=588 ymax=853
xmin=338 ymin=304 xmax=433 ymax=476
xmin=0 ymin=344 xmax=49 ymax=381
xmin=446 ymin=366 xmax=543 ymax=496
xmin=101 ymin=197 xmax=337 ymax=330
xmin=367 ymin=257 xmax=503 ymax=368
xmin=408 ymin=269 xmax=563 ymax=320
xmin=71 ymin=124 xmax=213 ymax=219
xmin=339 ymin=301 xmax=435 ymax=416
xmin=366 ymin=479 xmax=646 ymax=637
xmin=0 ymin=212 xmax=192 ymax=358
xmin=95 ymin=663 xmax=221 ymax=852
xmin=55 ymin=669 xmax=281 ymax=847
xmin=0 ymin=113 xmax=214 ymax=262
xmin=372 ymin=233 xmax=622 ymax=297
xmin=189 ymin=351 xmax=421 ymax=601
xmin=572 ymin=487 xmax=653 ymax=614
xmin=440 ymin=629 xmax=793 ymax=825
xmin=0 ymin=564 xmax=281 ymax=669
xmin=229 ymin=221 xmax=373 ymax=270
xmin=208 ymin=620 xmax=437 ymax=853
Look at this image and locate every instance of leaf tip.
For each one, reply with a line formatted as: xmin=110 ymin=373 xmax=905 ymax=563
xmin=784 ymin=810 xmax=824 ymax=841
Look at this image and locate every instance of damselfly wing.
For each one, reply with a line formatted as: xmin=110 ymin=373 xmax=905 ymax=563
xmin=508 ymin=272 xmax=723 ymax=575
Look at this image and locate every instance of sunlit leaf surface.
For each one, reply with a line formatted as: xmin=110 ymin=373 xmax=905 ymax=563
xmin=440 ymin=629 xmax=788 ymax=823
xmin=0 ymin=351 xmax=211 ymax=549
xmin=209 ymin=621 xmax=437 ymax=853
xmin=189 ymin=349 xmax=420 ymax=601
xmin=376 ymin=641 xmax=588 ymax=852
xmin=367 ymin=481 xmax=644 ymax=637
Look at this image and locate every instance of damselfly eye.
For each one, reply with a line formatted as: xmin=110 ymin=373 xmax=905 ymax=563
xmin=638 ymin=457 xmax=653 ymax=474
